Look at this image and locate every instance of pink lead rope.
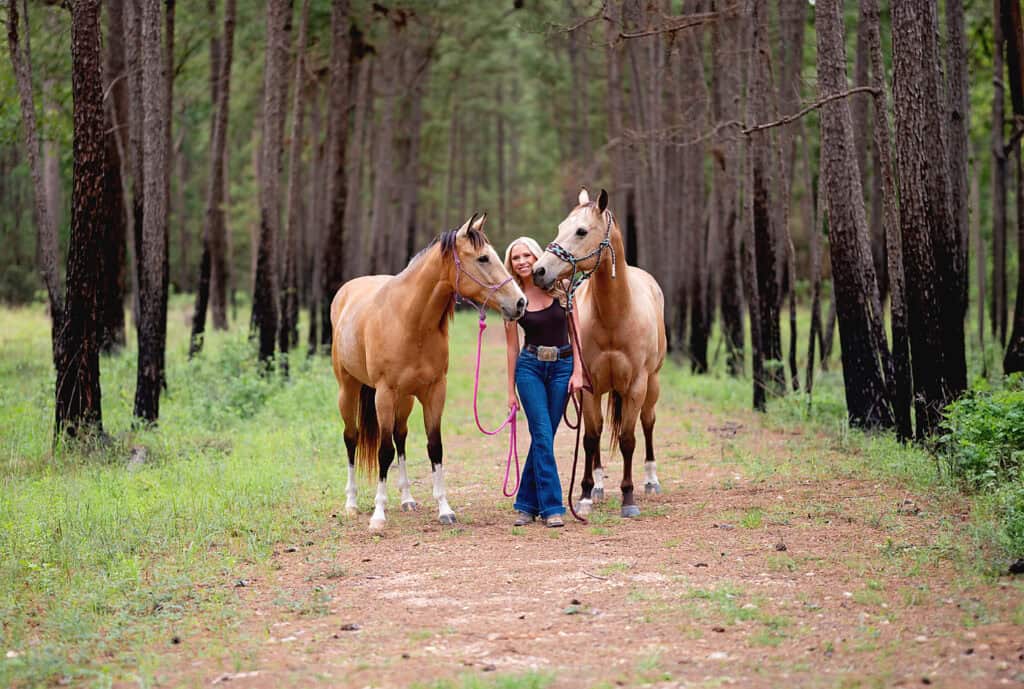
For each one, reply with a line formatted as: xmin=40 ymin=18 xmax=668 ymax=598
xmin=470 ymin=312 xmax=520 ymax=497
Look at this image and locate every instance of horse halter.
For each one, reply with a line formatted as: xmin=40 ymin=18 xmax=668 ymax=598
xmin=545 ymin=209 xmax=617 ymax=312
xmin=451 ymin=250 xmax=515 ymax=319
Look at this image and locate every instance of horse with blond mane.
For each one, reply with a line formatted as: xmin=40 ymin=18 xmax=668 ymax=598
xmin=330 ymin=214 xmax=526 ymax=531
xmin=532 ymin=189 xmax=667 ymax=518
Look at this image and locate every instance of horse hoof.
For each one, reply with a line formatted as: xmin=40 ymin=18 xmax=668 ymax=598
xmin=621 ymin=505 xmax=641 ymax=518
xmin=644 ymin=482 xmax=662 ymax=495
xmin=592 ymin=487 xmax=605 ymax=501
xmin=438 ymin=513 xmax=457 ymax=526
xmin=577 ymin=499 xmax=593 ymax=517
xmin=368 ymin=518 xmax=386 ymax=532
xmin=401 ymin=500 xmax=420 ymax=512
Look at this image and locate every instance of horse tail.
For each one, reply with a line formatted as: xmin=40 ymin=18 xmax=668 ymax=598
xmin=356 ymin=385 xmax=380 ymax=477
xmin=606 ymin=391 xmax=624 ymax=459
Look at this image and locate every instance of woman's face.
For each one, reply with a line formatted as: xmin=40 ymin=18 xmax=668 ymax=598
xmin=509 ymin=243 xmax=537 ymax=280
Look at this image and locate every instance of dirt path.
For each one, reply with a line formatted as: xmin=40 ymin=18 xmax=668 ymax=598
xmin=147 ymin=330 xmax=1024 ymax=689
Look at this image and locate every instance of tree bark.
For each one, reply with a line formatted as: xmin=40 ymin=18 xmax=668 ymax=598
xmin=278 ymin=0 xmax=311 ymax=373
xmin=57 ymin=0 xmax=108 ymax=439
xmin=133 ymin=0 xmax=170 ymax=423
xmin=126 ymin=0 xmax=145 ymax=330
xmin=1002 ymin=0 xmax=1024 ymax=371
xmin=318 ymin=0 xmax=352 ymax=352
xmin=893 ymin=0 xmax=967 ymax=436
xmin=993 ymin=0 xmax=1009 ymax=345
xmin=748 ymin=0 xmax=782 ymax=394
xmin=7 ymin=0 xmax=64 ymax=358
xmin=947 ymin=0 xmax=970 ymax=325
xmin=190 ymin=0 xmax=235 ymax=357
xmin=1004 ymin=147 xmax=1024 ymax=372
xmin=251 ymin=0 xmax=290 ymax=365
xmin=863 ymin=0 xmax=911 ymax=439
xmin=817 ymin=0 xmax=893 ymax=429
xmin=745 ymin=0 xmax=767 ymax=411
xmin=712 ymin=0 xmax=744 ymax=377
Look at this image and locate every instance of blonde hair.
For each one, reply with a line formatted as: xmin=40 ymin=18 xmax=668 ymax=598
xmin=503 ymin=237 xmax=545 ymax=276
xmin=504 ymin=236 xmax=568 ymax=307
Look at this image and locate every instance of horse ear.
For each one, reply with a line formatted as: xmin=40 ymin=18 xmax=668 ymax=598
xmin=456 ymin=212 xmax=477 ymax=236
xmin=598 ymin=188 xmax=609 ymax=212
xmin=470 ymin=212 xmax=488 ymax=232
xmin=578 ymin=187 xmax=591 ymax=206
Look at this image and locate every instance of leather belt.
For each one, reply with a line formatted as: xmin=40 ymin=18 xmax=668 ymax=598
xmin=524 ymin=344 xmax=573 ymax=361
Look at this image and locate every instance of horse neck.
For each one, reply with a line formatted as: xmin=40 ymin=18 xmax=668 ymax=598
xmin=587 ymin=216 xmax=630 ymax=322
xmin=394 ymin=244 xmax=456 ymax=337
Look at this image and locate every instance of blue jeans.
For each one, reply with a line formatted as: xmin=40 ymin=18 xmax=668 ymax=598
xmin=514 ymin=348 xmax=572 ymax=518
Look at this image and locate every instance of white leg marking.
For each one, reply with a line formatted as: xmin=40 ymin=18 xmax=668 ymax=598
xmin=397 ymin=456 xmax=417 ymax=509
xmin=578 ymin=497 xmax=593 ymax=517
xmin=644 ymin=460 xmax=659 ymax=486
xmin=432 ymin=465 xmax=456 ymax=524
xmin=345 ymin=462 xmax=358 ymax=516
xmin=594 ymin=467 xmax=605 ymax=492
xmin=368 ymin=480 xmax=387 ymax=531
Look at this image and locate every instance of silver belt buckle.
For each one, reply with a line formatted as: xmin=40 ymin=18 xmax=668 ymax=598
xmin=537 ymin=345 xmax=559 ymax=362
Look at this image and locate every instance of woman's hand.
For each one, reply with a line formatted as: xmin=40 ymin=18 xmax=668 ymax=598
xmin=508 ymin=392 xmax=519 ymax=413
xmin=568 ymin=371 xmax=584 ymax=395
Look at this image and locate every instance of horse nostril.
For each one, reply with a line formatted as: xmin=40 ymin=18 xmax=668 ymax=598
xmin=534 ymin=266 xmax=545 ymax=278
xmin=516 ymin=298 xmax=526 ymax=313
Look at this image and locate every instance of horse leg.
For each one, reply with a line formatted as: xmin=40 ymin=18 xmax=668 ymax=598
xmin=393 ymin=395 xmax=419 ymax=511
xmin=369 ymin=387 xmax=397 ymax=532
xmin=641 ymin=374 xmax=662 ymax=495
xmin=420 ymin=381 xmax=456 ymax=525
xmin=618 ymin=386 xmax=645 ymax=518
xmin=337 ymin=371 xmax=361 ymax=517
xmin=577 ymin=392 xmax=604 ymax=517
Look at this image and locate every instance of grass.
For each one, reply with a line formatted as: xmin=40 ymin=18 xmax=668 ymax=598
xmin=0 ymin=295 xmax=1017 ymax=687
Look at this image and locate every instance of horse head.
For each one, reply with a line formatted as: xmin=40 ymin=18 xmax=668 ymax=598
xmin=533 ymin=187 xmax=611 ymax=291
xmin=447 ymin=213 xmax=527 ymax=320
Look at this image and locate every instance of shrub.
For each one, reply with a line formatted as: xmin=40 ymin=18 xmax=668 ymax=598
xmin=940 ymin=375 xmax=1024 ymax=489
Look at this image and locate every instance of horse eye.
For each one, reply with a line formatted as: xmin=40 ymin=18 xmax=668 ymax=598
xmin=576 ymin=227 xmax=588 ymax=237
xmin=477 ymin=255 xmax=490 ymax=263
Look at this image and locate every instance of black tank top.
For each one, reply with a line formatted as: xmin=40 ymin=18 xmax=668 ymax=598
xmin=518 ymin=299 xmax=569 ymax=347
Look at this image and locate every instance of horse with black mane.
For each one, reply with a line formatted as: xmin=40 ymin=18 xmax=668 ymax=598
xmin=330 ymin=214 xmax=526 ymax=531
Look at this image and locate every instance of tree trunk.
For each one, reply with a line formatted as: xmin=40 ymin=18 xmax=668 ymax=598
xmin=893 ymin=0 xmax=967 ymax=436
xmin=99 ymin=109 xmax=128 ymax=355
xmin=745 ymin=0 xmax=767 ymax=411
xmin=972 ymin=153 xmax=987 ymax=375
xmin=57 ymin=0 xmax=107 ymax=439
xmin=947 ymin=0 xmax=970 ymax=325
xmin=863 ymin=0 xmax=912 ymax=440
xmin=133 ymin=0 xmax=170 ymax=423
xmin=6 ymin=0 xmax=64 ymax=358
xmin=251 ymin=0 xmax=290 ymax=365
xmin=126 ymin=0 xmax=145 ymax=330
xmin=748 ymin=0 xmax=782 ymax=394
xmin=804 ymin=142 xmax=823 ymax=395
xmin=993 ymin=0 xmax=1009 ymax=345
xmin=713 ymin=0 xmax=744 ymax=377
xmin=1004 ymin=147 xmax=1024 ymax=372
xmin=278 ymin=0 xmax=311 ymax=373
xmin=496 ymin=82 xmax=506 ymax=235
xmin=317 ymin=0 xmax=351 ymax=353
xmin=816 ymin=0 xmax=893 ymax=429
xmin=191 ymin=0 xmax=235 ymax=357
xmin=1001 ymin=0 xmax=1024 ymax=371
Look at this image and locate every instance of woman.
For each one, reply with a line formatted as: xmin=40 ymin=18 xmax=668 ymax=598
xmin=503 ymin=237 xmax=584 ymax=528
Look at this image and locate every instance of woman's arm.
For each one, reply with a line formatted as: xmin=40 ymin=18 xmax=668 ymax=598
xmin=568 ymin=308 xmax=584 ymax=393
xmin=505 ymin=321 xmax=520 ymax=411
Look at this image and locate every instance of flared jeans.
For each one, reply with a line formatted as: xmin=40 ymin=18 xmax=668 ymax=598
xmin=513 ymin=348 xmax=572 ymax=519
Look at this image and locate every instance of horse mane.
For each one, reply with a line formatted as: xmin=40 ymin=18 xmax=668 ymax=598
xmin=401 ymin=226 xmax=489 ymax=330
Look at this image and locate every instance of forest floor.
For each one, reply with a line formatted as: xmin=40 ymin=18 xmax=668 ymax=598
xmin=2 ymin=305 xmax=1023 ymax=689
xmin=123 ymin=323 xmax=1024 ymax=689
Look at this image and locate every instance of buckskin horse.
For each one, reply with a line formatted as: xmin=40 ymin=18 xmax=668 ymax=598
xmin=330 ymin=214 xmax=527 ymax=531
xmin=532 ymin=189 xmax=667 ymax=518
